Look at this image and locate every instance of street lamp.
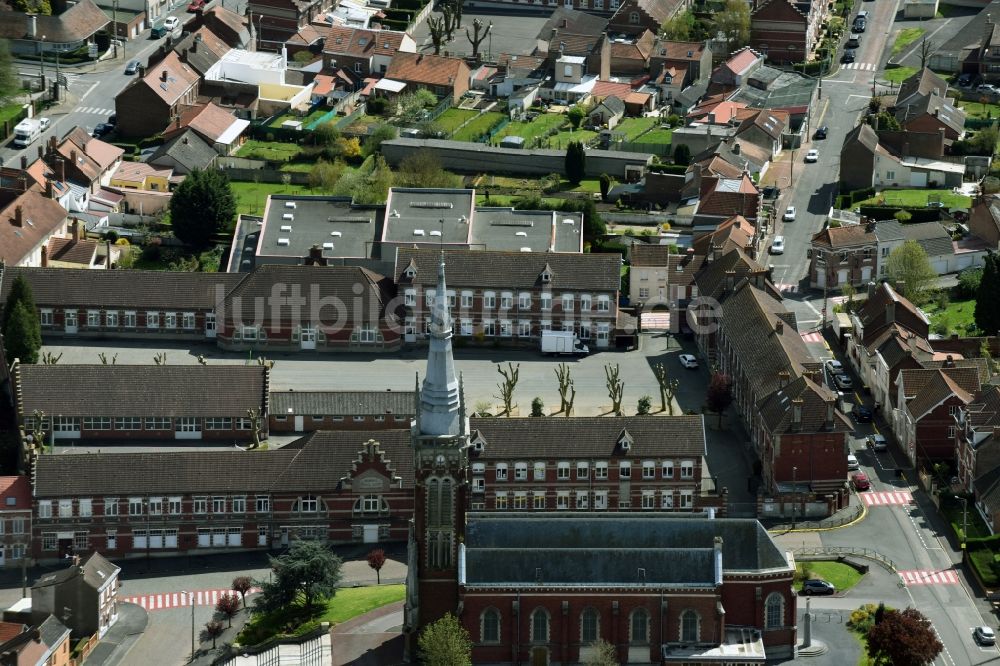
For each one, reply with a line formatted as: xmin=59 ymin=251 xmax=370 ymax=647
xmin=959 ymin=497 xmax=969 ymax=553
xmin=38 ymin=35 xmax=46 ymax=93
xmin=791 ymin=466 xmax=798 ymax=529
xmin=182 ymin=590 xmax=195 ymax=660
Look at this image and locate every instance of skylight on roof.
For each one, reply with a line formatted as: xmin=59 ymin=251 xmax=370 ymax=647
xmin=409 ymin=202 xmax=453 ymax=209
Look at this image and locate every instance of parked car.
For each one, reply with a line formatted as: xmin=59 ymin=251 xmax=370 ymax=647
xmin=187 ymin=0 xmax=205 ymax=10
xmin=847 ymin=34 xmax=861 ymax=48
xmin=847 ymin=453 xmax=859 ymax=470
xmin=958 ymin=73 xmax=973 ymax=87
xmin=974 ymin=626 xmax=996 ymax=646
xmin=802 ymin=579 xmax=836 ymax=595
xmin=842 ymin=50 xmax=856 ymax=64
xmin=783 ymin=206 xmax=796 ymax=221
xmin=978 ymin=83 xmax=999 ymax=95
xmin=107 ymin=114 xmax=117 ymax=126
xmin=867 ymin=434 xmax=888 ymax=452
xmin=770 ymin=236 xmax=785 ymax=254
xmin=38 ymin=117 xmax=50 ymax=131
xmin=824 ymin=359 xmax=843 ymax=374
xmin=805 ymin=149 xmax=819 ymax=162
xmin=125 ymin=60 xmax=141 ymax=75
xmin=814 ymin=126 xmax=828 ymax=139
xmin=762 ymin=185 xmax=779 ymax=199
xmin=163 ymin=16 xmax=180 ymax=30
xmin=853 ymin=18 xmax=867 ymax=32
xmin=92 ymin=123 xmax=113 ymax=138
xmin=852 ymin=404 xmax=873 ymax=422
xmin=852 ymin=472 xmax=871 ymax=491
xmin=834 ymin=373 xmax=854 ymax=391
xmin=678 ymin=354 xmax=699 ymax=369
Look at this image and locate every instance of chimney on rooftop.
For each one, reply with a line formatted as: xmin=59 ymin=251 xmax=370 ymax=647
xmin=945 ymin=354 xmax=955 ymax=367
xmin=775 ymin=318 xmax=783 ymax=334
xmin=45 ymin=178 xmax=52 ymax=199
xmin=73 ymin=218 xmax=85 ymax=242
xmin=161 ymin=69 xmax=169 ymax=81
xmin=867 ymin=281 xmax=877 ymax=299
xmin=12 ymin=205 xmax=23 ymax=227
xmin=885 ymin=295 xmax=896 ymax=323
xmin=58 ymin=158 xmax=65 ymax=184
xmin=825 ymin=398 xmax=835 ymax=430
xmin=40 ymin=244 xmax=48 ymax=268
xmin=305 ymin=244 xmax=328 ymax=266
xmin=70 ymin=149 xmax=77 ymax=164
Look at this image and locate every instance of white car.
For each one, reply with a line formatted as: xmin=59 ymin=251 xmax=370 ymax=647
xmin=978 ymin=83 xmax=999 ymax=95
xmin=38 ymin=117 xmax=50 ymax=131
xmin=825 ymin=359 xmax=843 ymax=374
xmin=975 ymin=626 xmax=996 ymax=646
xmin=847 ymin=454 xmax=859 ymax=471
xmin=782 ymin=206 xmax=796 ymax=221
xmin=163 ymin=16 xmax=180 ymax=30
xmin=867 ymin=434 xmax=888 ymax=452
xmin=678 ymin=354 xmax=699 ymax=369
xmin=770 ymin=235 xmax=785 ymax=254
xmin=805 ymin=149 xmax=819 ymax=162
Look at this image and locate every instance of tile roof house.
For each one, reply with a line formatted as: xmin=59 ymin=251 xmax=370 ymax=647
xmin=108 ymin=161 xmax=174 ymax=192
xmin=692 ymin=173 xmax=762 ymax=227
xmin=384 ymin=52 xmax=471 ymax=103
xmin=322 ymin=26 xmax=416 ymax=77
xmin=171 ymin=26 xmax=232 ymax=77
xmin=162 ymin=102 xmax=251 ymax=155
xmin=839 ymin=123 xmax=881 ymax=192
xmin=733 ymin=109 xmax=787 ymax=158
xmin=750 ymin=0 xmax=827 ymax=65
xmin=607 ymin=29 xmax=656 ymax=76
xmin=45 ymin=129 xmax=124 ymax=193
xmin=396 ymin=248 xmax=621 ymax=348
xmin=15 ymin=364 xmax=269 ymax=442
xmin=808 ymin=221 xmax=878 ymax=290
xmin=607 ymin=0 xmax=686 ymax=36
xmin=44 ymin=219 xmax=119 ymax=269
xmin=0 ymin=476 xmax=32 ymax=569
xmin=31 ymin=430 xmax=417 ymax=559
xmin=31 ymin=552 xmax=120 ymax=639
xmin=848 ymin=281 xmax=931 ymax=390
xmin=895 ymin=67 xmax=950 ymax=108
xmin=0 ymin=616 xmax=71 ymax=665
xmin=202 ymin=6 xmax=253 ymax=49
xmin=709 ymin=47 xmax=763 ymax=88
xmin=874 ymin=220 xmax=959 ymax=275
xmin=970 ymin=194 xmax=1000 ymax=250
xmin=956 ymin=384 xmax=1000 ymax=499
xmin=589 ymin=95 xmax=626 ymax=128
xmin=115 ymin=52 xmax=200 ymax=138
xmin=894 ymin=92 xmax=966 ymax=144
xmin=0 ymin=0 xmax=108 ymax=55
xmin=0 ymin=188 xmax=70 ymax=268
xmin=148 ymin=130 xmax=219 ymax=175
xmin=896 ymin=363 xmax=982 ymax=464
xmin=649 ymin=39 xmax=712 ymax=93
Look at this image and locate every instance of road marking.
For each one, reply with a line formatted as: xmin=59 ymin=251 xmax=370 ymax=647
xmin=801 ymin=331 xmax=824 ymax=343
xmin=121 ymin=587 xmax=260 ymax=611
xmin=814 ymin=97 xmax=830 ymax=129
xmin=860 ymin=490 xmax=913 ymax=506
xmin=899 ymin=569 xmax=960 ymax=586
xmin=72 ymin=106 xmax=114 ymax=116
xmin=79 ymin=82 xmax=97 ymax=101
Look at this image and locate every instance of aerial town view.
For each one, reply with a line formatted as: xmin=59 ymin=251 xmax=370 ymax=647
xmin=4 ymin=0 xmax=1000 ymax=662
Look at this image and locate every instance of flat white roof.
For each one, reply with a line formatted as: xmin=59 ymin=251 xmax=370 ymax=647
xmin=215 ymin=117 xmax=251 ymax=146
xmin=557 ymin=55 xmax=587 ymax=65
xmin=374 ymin=78 xmax=407 ymax=92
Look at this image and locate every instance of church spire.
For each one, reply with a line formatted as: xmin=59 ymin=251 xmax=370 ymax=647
xmin=419 ymin=251 xmax=461 ymax=437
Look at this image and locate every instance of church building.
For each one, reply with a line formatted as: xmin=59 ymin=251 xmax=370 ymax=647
xmin=402 ymin=255 xmax=799 ymax=664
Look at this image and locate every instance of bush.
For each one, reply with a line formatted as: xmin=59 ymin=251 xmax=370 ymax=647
xmin=366 ymin=97 xmax=388 ymax=115
xmin=958 ymin=267 xmax=983 ymax=299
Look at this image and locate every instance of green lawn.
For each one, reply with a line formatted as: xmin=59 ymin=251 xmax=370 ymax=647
xmin=922 ymin=298 xmax=978 ymax=336
xmin=942 ymin=501 xmax=991 ymax=540
xmin=959 ymin=101 xmax=1000 ymax=120
xmin=891 ymin=28 xmax=926 ymax=55
xmin=614 ymin=117 xmax=658 ymax=141
xmin=545 ymin=128 xmax=598 ymax=149
xmin=435 ymin=108 xmax=479 ymax=134
xmin=557 ymin=178 xmax=602 ymax=193
xmin=639 ymin=127 xmax=674 ymax=146
xmin=883 ymin=66 xmax=918 ymax=84
xmin=794 ymin=561 xmax=864 ymax=592
xmin=238 ymin=584 xmax=405 ymax=646
xmin=236 ymin=140 xmax=303 ymax=162
xmin=230 ymin=180 xmax=317 ymax=215
xmin=451 ymin=112 xmax=506 ymax=142
xmin=0 ymin=102 xmax=24 ymax=127
xmin=269 ymin=109 xmax=329 ymax=129
xmin=855 ymin=189 xmax=972 ymax=209
xmin=493 ymin=113 xmax=568 ymax=146
xmin=476 ymin=194 xmax=563 ymax=207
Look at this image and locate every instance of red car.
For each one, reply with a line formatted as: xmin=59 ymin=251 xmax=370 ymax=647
xmin=187 ymin=0 xmax=205 ymax=11
xmin=852 ymin=472 xmax=870 ymax=491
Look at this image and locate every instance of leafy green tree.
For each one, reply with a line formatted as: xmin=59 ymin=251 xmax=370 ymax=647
xmin=253 ymin=540 xmax=343 ymax=613
xmin=307 ymin=159 xmax=345 ymax=192
xmin=584 ymin=639 xmax=619 ymax=666
xmin=363 ymin=124 xmax=398 ymax=157
xmin=567 ymin=105 xmax=585 ymax=130
xmin=564 ymin=141 xmax=586 ymax=185
xmin=4 ymin=302 xmax=41 ymax=364
xmin=866 ymin=607 xmax=942 ymax=666
xmin=958 ymin=266 xmax=983 ymax=300
xmin=672 ymin=143 xmax=691 ymax=166
xmin=661 ymin=10 xmax=695 ymax=40
xmin=0 ymin=40 xmax=18 ymax=102
xmin=976 ymin=253 xmax=1000 ymax=334
xmin=352 ymin=155 xmax=394 ymax=204
xmin=10 ymin=0 xmax=51 ymax=14
xmin=313 ymin=121 xmax=340 ymax=148
xmin=716 ymin=0 xmax=751 ymax=52
xmin=599 ymin=173 xmax=611 ymax=201
xmin=3 ymin=275 xmax=35 ymax=328
xmin=169 ymin=169 xmax=236 ymax=248
xmin=894 ymin=210 xmax=912 ymax=222
xmin=885 ymin=240 xmax=936 ymax=305
xmin=396 ymin=151 xmax=460 ymax=188
xmin=418 ymin=613 xmax=472 ymax=666
xmin=972 ymin=122 xmax=999 ymax=155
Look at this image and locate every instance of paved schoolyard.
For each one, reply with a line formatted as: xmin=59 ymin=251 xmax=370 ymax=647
xmin=409 ymin=7 xmax=550 ymax=58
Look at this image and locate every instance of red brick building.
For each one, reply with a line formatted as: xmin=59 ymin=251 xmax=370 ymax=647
xmin=896 ymin=365 xmax=981 ymax=466
xmin=0 ymin=477 xmax=31 ymax=568
xmin=750 ymin=0 xmax=826 ymax=65
xmin=808 ymin=222 xmax=878 ymax=290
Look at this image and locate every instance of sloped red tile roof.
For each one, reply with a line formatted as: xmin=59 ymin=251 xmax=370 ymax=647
xmin=324 ymin=26 xmax=408 ymax=56
xmin=723 ymin=47 xmax=762 ymax=75
xmin=0 ymin=477 xmax=31 ymax=512
xmin=138 ymin=51 xmax=200 ymax=106
xmin=0 ymin=189 xmax=68 ymax=266
xmin=591 ymin=80 xmax=633 ymax=98
xmin=384 ymin=52 xmax=469 ymax=87
xmin=651 ymin=39 xmax=705 ymax=61
xmin=46 ymin=236 xmax=99 ymax=266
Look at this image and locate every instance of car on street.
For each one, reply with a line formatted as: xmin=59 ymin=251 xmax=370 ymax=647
xmin=187 ymin=0 xmax=205 ymax=10
xmin=958 ymin=73 xmax=973 ymax=87
xmin=847 ymin=453 xmax=859 ymax=470
xmin=853 ymin=18 xmax=866 ymax=32
xmin=762 ymin=185 xmax=779 ymax=199
xmin=678 ymin=354 xmax=699 ymax=369
xmin=805 ymin=149 xmax=819 ymax=162
xmin=92 ymin=123 xmax=113 ymax=138
xmin=814 ymin=126 xmax=828 ymax=139
xmin=125 ymin=60 xmax=141 ymax=75
xmin=163 ymin=16 xmax=180 ymax=30
xmin=852 ymin=472 xmax=871 ymax=491
xmin=38 ymin=117 xmax=50 ymax=131
xmin=852 ymin=404 xmax=873 ymax=422
xmin=842 ymin=49 xmax=856 ymax=63
xmin=847 ymin=34 xmax=861 ymax=48
xmin=978 ymin=83 xmax=999 ymax=95
xmin=824 ymin=359 xmax=843 ymax=374
xmin=783 ymin=206 xmax=796 ymax=221
xmin=801 ymin=579 xmax=836 ymax=595
xmin=770 ymin=236 xmax=785 ymax=254
xmin=974 ymin=626 xmax=996 ymax=646
xmin=833 ymin=373 xmax=854 ymax=390
xmin=867 ymin=434 xmax=888 ymax=452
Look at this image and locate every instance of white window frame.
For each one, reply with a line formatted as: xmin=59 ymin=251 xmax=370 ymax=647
xmin=495 ymin=463 xmax=508 ymax=481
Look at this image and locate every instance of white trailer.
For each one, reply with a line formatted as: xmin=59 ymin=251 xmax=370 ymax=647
xmin=541 ymin=330 xmax=589 ymax=356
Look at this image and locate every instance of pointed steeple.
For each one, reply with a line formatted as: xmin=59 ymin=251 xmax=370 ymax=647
xmin=419 ymin=252 xmax=461 ymax=437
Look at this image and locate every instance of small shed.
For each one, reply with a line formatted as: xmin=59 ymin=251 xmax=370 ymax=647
xmin=500 ymin=136 xmax=525 ymax=149
xmin=903 ymin=0 xmax=938 ymax=18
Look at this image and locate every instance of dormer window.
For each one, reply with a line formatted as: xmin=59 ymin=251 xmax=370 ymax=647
xmin=541 ymin=271 xmax=551 ymax=282
xmin=471 ymin=432 xmax=486 ymax=452
xmin=617 ymin=428 xmax=633 ymax=451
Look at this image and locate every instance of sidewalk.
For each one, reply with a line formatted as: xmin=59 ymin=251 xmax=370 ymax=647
xmin=82 ymin=602 xmax=148 ymax=666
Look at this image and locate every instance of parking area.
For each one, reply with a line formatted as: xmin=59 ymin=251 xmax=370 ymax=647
xmin=409 ymin=8 xmax=549 ymax=58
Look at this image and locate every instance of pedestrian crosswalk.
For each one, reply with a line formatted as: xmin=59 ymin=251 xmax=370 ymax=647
xmin=640 ymin=311 xmax=670 ymax=330
xmin=899 ymin=569 xmax=960 ymax=586
xmin=801 ymin=331 xmax=824 ymax=343
xmin=841 ymin=62 xmax=876 ymax=71
xmin=121 ymin=587 xmax=260 ymax=611
xmin=860 ymin=490 xmax=913 ymax=507
xmin=72 ymin=106 xmax=115 ymax=117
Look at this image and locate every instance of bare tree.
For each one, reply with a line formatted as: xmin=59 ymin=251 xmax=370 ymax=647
xmin=494 ymin=362 xmax=520 ymax=416
xmin=465 ymin=18 xmax=492 ymax=61
xmin=427 ymin=16 xmax=445 ymax=55
xmin=153 ymin=352 xmax=167 ymax=365
xmin=653 ymin=362 xmax=680 ymax=415
xmin=246 ymin=408 xmax=264 ymax=449
xmin=202 ymin=620 xmax=224 ymax=649
xmin=555 ymin=363 xmax=576 ymax=416
xmin=98 ymin=352 xmax=117 ymax=365
xmin=605 ymin=364 xmax=625 ymax=415
xmin=40 ymin=351 xmax=61 ymax=365
xmin=919 ymin=38 xmax=934 ymax=70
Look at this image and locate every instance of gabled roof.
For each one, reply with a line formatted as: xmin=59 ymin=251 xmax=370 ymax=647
xmin=693 ymin=246 xmax=768 ymax=301
xmin=182 ymin=102 xmax=248 ymax=144
xmin=651 ymin=39 xmax=705 ymax=61
xmin=385 ymin=52 xmax=469 ymax=88
xmin=842 ymin=122 xmax=880 ymax=155
xmin=270 ymin=390 xmax=416 ymax=416
xmin=904 ymin=367 xmax=979 ymax=420
xmin=595 ymin=95 xmax=626 ymax=116
xmin=55 ymin=127 xmax=124 ymax=182
xmin=149 ymin=130 xmax=218 ymax=172
xmin=81 ymin=552 xmax=120 ymax=590
xmin=395 ymin=248 xmax=621 ymax=292
xmin=323 ymin=26 xmax=409 ymax=56
xmin=110 ymin=160 xmax=174 ymax=185
xmin=132 ymin=51 xmax=200 ymax=106
xmin=538 ymin=6 xmax=609 ymax=38
xmin=810 ymin=223 xmax=877 ymax=249
xmin=691 ymin=214 xmax=755 ymax=255
xmin=855 ymin=282 xmax=929 ymax=343
xmin=16 ymin=365 xmax=268 ymax=418
xmin=591 ymin=80 xmax=634 ymax=99
xmin=896 ymin=67 xmax=950 ymax=108
xmin=721 ymin=47 xmax=762 ymax=76
xmin=758 ymin=375 xmax=851 ymax=434
xmin=735 ymin=109 xmax=787 ymax=142
xmin=974 ymin=463 xmax=1000 ymax=517
xmin=204 ymin=6 xmax=252 ymax=48
xmin=468 ymin=415 xmax=705 ymax=458
xmin=0 ymin=189 xmax=68 ymax=266
xmin=609 ymin=30 xmax=655 ymax=60
xmin=614 ymin=0 xmax=681 ymax=24
xmin=173 ymin=26 xmax=231 ymax=75
xmin=696 ymin=174 xmax=760 ymax=218
xmin=46 ymin=236 xmax=99 ymax=266
xmin=0 ymin=477 xmax=31 ymax=512
xmin=899 ymin=221 xmax=956 ymax=257
xmin=895 ymin=93 xmax=966 ymax=136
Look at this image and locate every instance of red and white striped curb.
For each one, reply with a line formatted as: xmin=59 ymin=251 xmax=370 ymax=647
xmin=121 ymin=587 xmax=260 ymax=611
